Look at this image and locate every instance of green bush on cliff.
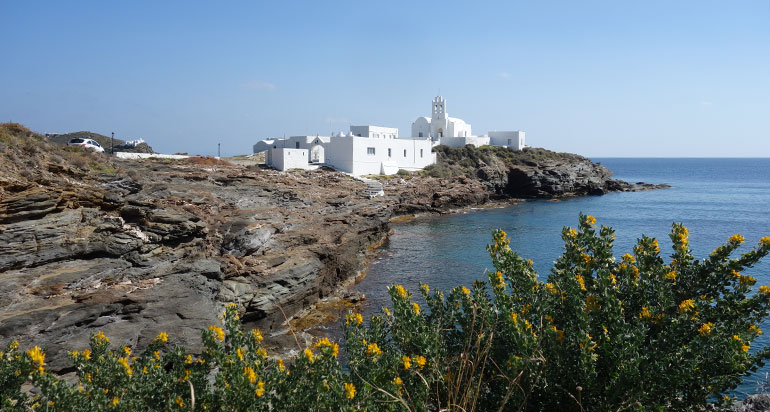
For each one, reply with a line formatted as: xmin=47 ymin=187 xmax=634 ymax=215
xmin=3 ymin=215 xmax=770 ymax=411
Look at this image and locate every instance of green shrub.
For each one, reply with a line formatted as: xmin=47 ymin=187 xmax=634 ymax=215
xmin=2 ymin=216 xmax=770 ymax=411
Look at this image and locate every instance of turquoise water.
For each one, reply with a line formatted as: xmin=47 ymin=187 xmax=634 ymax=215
xmin=353 ymin=158 xmax=770 ymax=396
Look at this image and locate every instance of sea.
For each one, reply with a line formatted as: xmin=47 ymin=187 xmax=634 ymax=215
xmin=352 ymin=158 xmax=770 ymax=397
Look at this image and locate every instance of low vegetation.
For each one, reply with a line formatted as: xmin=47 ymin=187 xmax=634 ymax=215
xmin=0 ymin=123 xmax=118 ymax=186
xmin=3 ymin=217 xmax=770 ymax=411
xmin=421 ymin=145 xmax=588 ymax=179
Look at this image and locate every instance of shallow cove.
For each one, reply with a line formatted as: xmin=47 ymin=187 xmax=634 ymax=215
xmin=353 ymin=158 xmax=770 ymax=397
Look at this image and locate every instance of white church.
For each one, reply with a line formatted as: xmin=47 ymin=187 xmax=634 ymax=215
xmin=253 ymin=96 xmax=526 ymax=176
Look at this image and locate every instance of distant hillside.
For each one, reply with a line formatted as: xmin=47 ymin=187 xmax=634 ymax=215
xmin=48 ymin=131 xmax=154 ymax=153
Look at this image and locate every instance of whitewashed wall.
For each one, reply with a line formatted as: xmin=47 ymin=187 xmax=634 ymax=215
xmin=268 ymin=148 xmax=309 ymax=171
xmin=488 ymin=131 xmax=526 ymax=150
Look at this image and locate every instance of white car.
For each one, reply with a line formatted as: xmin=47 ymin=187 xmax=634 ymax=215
xmin=67 ymin=138 xmax=105 ymax=153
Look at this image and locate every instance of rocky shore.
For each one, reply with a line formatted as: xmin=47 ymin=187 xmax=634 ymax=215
xmin=0 ymin=123 xmax=668 ymax=371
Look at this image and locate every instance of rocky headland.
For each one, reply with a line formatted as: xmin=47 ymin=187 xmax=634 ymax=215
xmin=0 ymin=123 xmax=668 ymax=372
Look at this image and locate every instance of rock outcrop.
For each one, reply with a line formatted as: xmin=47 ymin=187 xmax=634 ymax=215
xmin=424 ymin=145 xmax=669 ymax=199
xmin=0 ymin=123 xmax=668 ymax=372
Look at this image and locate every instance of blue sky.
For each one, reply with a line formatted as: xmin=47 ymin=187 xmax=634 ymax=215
xmin=1 ymin=1 xmax=768 ymax=157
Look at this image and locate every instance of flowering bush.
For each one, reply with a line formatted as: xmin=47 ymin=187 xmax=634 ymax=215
xmin=2 ymin=215 xmax=770 ymax=411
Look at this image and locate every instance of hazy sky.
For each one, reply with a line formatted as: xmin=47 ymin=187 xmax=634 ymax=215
xmin=1 ymin=1 xmax=768 ymax=157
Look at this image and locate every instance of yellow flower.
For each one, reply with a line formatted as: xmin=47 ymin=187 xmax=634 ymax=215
xmin=26 ymin=346 xmax=45 ymax=372
xmin=118 ymin=357 xmax=132 ymax=376
xmin=665 ymin=270 xmax=677 ymax=281
xmin=393 ymin=376 xmax=403 ymax=386
xmin=603 ymin=325 xmax=609 ymax=334
xmin=586 ymin=296 xmax=600 ymax=312
xmin=575 ymin=275 xmax=586 ymax=291
xmin=9 ymin=340 xmax=19 ymax=350
xmin=460 ymin=286 xmax=471 ymax=295
xmin=153 ymin=350 xmax=160 ymax=360
xmin=394 ymin=284 xmax=408 ymax=299
xmin=111 ymin=397 xmax=120 ymax=407
xmin=742 ymin=344 xmax=750 ymax=353
xmin=155 ymin=332 xmax=168 ymax=344
xmin=304 ymin=348 xmax=315 ymax=363
xmin=243 ymin=366 xmax=257 ymax=384
xmin=236 ymin=348 xmax=244 ymax=361
xmin=277 ymin=359 xmax=286 ymax=372
xmin=639 ymin=307 xmax=652 ymax=319
xmin=383 ymin=307 xmax=391 ymax=316
xmin=420 ymin=283 xmax=430 ymax=294
xmin=759 ymin=285 xmax=770 ymax=295
xmin=760 ymin=236 xmax=770 ymax=246
xmin=631 ymin=265 xmax=639 ymax=280
xmin=698 ymin=322 xmax=714 ymax=336
xmin=733 ymin=335 xmax=741 ymax=341
xmin=545 ymin=283 xmax=558 ymax=294
xmin=678 ymin=299 xmax=695 ymax=313
xmin=344 ymin=382 xmax=356 ymax=399
xmin=510 ymin=312 xmax=519 ymax=324
xmin=70 ymin=350 xmax=79 ymax=358
xmin=412 ymin=302 xmax=421 ymax=315
xmin=586 ymin=215 xmax=596 ymax=225
xmin=729 ymin=234 xmax=745 ymax=244
xmin=731 ymin=270 xmax=741 ymax=279
xmin=366 ymin=342 xmax=382 ymax=357
xmin=651 ymin=239 xmax=660 ymax=253
xmin=609 ymin=274 xmax=617 ymax=285
xmin=255 ymin=380 xmax=265 ymax=397
xmin=567 ymin=228 xmax=578 ymax=238
xmin=527 ymin=259 xmax=534 ymax=266
xmin=122 ymin=346 xmax=131 ymax=356
xmin=208 ymin=325 xmax=225 ymax=342
xmin=581 ymin=253 xmax=592 ymax=266
xmin=524 ymin=320 xmax=532 ymax=330
xmin=622 ymin=253 xmax=635 ymax=263
xmin=402 ymin=355 xmax=411 ymax=370
xmin=251 ymin=328 xmax=264 ymax=343
xmin=94 ymin=331 xmax=109 ymax=344
xmin=750 ymin=324 xmax=763 ymax=335
xmin=414 ymin=355 xmax=427 ymax=369
xmin=175 ymin=396 xmax=184 ymax=407
xmin=316 ymin=338 xmax=338 ymax=356
xmin=740 ymin=275 xmax=757 ymax=286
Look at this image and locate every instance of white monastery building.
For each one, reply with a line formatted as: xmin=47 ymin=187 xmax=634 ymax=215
xmin=253 ymin=96 xmax=526 ymax=175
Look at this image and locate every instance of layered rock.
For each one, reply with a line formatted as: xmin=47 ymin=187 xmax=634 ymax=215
xmin=0 ymin=123 xmax=667 ymax=372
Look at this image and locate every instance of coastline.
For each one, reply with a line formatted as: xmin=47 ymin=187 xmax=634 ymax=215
xmin=0 ymin=129 xmax=671 ymax=370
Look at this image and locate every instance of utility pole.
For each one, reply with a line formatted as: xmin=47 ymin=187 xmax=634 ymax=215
xmin=111 ymin=132 xmax=114 ymax=154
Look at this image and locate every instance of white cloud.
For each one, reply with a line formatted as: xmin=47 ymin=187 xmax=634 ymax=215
xmin=499 ymin=72 xmax=511 ymax=79
xmin=240 ymin=80 xmax=276 ymax=91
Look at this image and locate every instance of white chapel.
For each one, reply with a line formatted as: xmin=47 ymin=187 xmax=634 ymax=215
xmin=253 ymin=96 xmax=526 ymax=175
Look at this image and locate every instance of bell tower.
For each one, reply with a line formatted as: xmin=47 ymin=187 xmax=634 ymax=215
xmin=431 ymin=96 xmax=446 ymax=120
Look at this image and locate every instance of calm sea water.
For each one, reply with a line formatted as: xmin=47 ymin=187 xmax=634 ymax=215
xmin=353 ymin=158 xmax=770 ymax=396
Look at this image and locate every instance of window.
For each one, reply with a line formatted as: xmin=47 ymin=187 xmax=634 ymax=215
xmin=295 ymin=142 xmax=300 ymax=149
xmin=508 ymin=139 xmax=512 ymax=146
xmin=418 ymin=132 xmax=423 ymax=137
xmin=388 ymin=148 xmax=391 ymax=157
xmin=367 ymin=147 xmax=375 ymax=155
xmin=403 ymin=149 xmax=407 ymax=157
xmin=420 ymin=149 xmax=423 ymax=158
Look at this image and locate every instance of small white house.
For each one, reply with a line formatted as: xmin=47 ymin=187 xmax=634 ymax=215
xmin=488 ymin=131 xmax=526 ymax=150
xmin=266 ymin=147 xmax=310 ymax=171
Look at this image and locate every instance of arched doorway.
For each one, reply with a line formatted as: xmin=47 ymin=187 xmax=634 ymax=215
xmin=438 ymin=128 xmax=443 ymax=138
xmin=310 ymin=144 xmax=325 ymax=163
